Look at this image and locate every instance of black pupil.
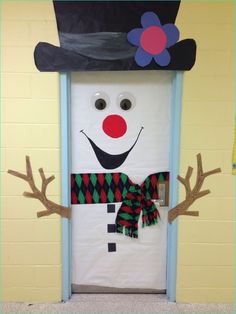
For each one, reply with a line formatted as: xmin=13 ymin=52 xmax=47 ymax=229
xmin=120 ymin=99 xmax=132 ymax=110
xmin=95 ymin=98 xmax=106 ymax=110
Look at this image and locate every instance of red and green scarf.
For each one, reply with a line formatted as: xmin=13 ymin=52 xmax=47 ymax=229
xmin=71 ymin=172 xmax=169 ymax=238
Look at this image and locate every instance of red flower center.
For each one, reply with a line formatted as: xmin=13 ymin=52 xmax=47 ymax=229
xmin=140 ymin=26 xmax=167 ymax=55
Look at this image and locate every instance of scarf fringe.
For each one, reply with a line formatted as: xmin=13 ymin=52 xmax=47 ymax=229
xmin=142 ymin=205 xmax=160 ymax=228
xmin=142 ymin=217 xmax=158 ymax=228
xmin=116 ymin=225 xmax=138 ymax=238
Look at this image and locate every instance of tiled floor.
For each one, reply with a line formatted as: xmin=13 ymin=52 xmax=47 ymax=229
xmin=1 ymin=294 xmax=234 ymax=313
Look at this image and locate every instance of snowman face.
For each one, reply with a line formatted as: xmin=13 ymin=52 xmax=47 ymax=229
xmin=71 ymin=71 xmax=172 ymax=182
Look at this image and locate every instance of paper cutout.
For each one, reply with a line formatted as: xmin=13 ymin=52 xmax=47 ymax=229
xmin=107 ymin=204 xmax=116 ymax=213
xmin=34 ymin=1 xmax=196 ymax=72
xmin=127 ymin=11 xmax=179 ymax=67
xmin=102 ymin=114 xmax=127 ymax=139
xmin=71 ymin=172 xmax=169 ymax=238
xmin=8 ymin=156 xmax=71 ymax=218
xmin=80 ymin=127 xmax=143 ymax=170
xmin=168 ymin=153 xmax=221 ymax=224
xmin=108 ymin=243 xmax=116 ymax=252
xmin=107 ymin=224 xmax=116 ymax=233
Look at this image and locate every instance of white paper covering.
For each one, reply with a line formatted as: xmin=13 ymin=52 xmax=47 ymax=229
xmin=71 ymin=71 xmax=172 ymax=290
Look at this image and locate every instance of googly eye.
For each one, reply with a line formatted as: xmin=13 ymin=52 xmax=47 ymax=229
xmin=92 ymin=92 xmax=109 ymax=111
xmin=117 ymin=92 xmax=135 ymax=111
xmin=120 ymin=99 xmax=132 ymax=111
xmin=95 ymin=98 xmax=107 ymax=110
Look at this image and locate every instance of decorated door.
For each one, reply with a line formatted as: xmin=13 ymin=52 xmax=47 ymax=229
xmin=7 ymin=0 xmax=225 ymax=302
xmin=31 ymin=0 xmax=197 ymax=298
xmin=71 ymin=71 xmax=172 ymax=292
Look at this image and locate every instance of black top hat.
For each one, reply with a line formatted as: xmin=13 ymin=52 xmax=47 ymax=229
xmin=34 ymin=1 xmax=196 ymax=72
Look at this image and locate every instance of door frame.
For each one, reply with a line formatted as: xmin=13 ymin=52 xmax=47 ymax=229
xmin=59 ymin=71 xmax=183 ymax=302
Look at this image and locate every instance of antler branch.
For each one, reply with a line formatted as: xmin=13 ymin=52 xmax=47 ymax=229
xmin=177 ymin=165 xmax=193 ymax=196
xmin=8 ymin=156 xmax=71 ymax=218
xmin=168 ymin=153 xmax=221 ymax=224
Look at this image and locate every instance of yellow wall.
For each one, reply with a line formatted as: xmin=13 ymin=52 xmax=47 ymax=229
xmin=176 ymin=1 xmax=234 ymax=303
xmin=1 ymin=0 xmax=62 ymax=301
xmin=0 ymin=0 xmax=234 ymax=303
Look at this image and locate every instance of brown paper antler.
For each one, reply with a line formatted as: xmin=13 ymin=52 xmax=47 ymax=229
xmin=8 ymin=156 xmax=71 ymax=218
xmin=168 ymin=153 xmax=221 ymax=224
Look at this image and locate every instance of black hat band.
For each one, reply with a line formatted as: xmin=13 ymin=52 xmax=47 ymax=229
xmin=59 ymin=32 xmax=136 ymax=61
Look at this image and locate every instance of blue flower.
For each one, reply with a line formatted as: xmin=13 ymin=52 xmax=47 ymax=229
xmin=127 ymin=12 xmax=180 ymax=67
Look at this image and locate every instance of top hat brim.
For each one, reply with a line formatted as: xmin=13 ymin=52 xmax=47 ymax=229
xmin=34 ymin=39 xmax=196 ymax=72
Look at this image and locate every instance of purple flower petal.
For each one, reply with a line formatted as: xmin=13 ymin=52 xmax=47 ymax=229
xmin=141 ymin=12 xmax=161 ymax=28
xmin=162 ymin=24 xmax=180 ymax=48
xmin=135 ymin=47 xmax=153 ymax=67
xmin=127 ymin=28 xmax=143 ymax=46
xmin=154 ymin=49 xmax=171 ymax=66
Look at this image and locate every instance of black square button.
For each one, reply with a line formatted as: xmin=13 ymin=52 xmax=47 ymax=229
xmin=107 ymin=204 xmax=115 ymax=213
xmin=108 ymin=243 xmax=116 ymax=252
xmin=107 ymin=224 xmax=116 ymax=233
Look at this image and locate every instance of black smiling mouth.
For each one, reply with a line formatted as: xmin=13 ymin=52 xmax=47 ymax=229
xmin=80 ymin=127 xmax=144 ymax=170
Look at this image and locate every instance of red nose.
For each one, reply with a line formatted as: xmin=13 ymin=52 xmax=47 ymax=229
xmin=102 ymin=114 xmax=127 ymax=138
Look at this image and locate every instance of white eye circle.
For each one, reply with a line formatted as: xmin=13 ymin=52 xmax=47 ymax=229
xmin=91 ymin=92 xmax=110 ymax=110
xmin=117 ymin=92 xmax=135 ymax=111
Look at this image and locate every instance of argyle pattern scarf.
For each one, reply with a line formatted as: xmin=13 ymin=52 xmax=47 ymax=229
xmin=71 ymin=172 xmax=169 ymax=238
